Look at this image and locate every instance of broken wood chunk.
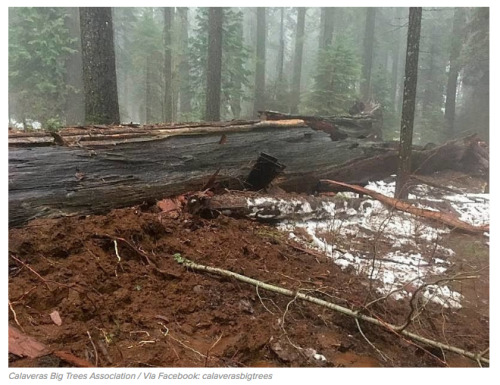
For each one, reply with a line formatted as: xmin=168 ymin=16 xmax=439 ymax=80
xmin=9 ymin=326 xmax=50 ymax=359
xmin=245 ymin=153 xmax=286 ymax=191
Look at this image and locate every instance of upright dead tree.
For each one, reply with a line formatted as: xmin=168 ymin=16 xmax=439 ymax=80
xmin=205 ymin=8 xmax=223 ymax=122
xmin=444 ymin=7 xmax=466 ymax=135
xmin=163 ymin=8 xmax=173 ymax=122
xmin=290 ymin=8 xmax=306 ymax=114
xmin=79 ymin=7 xmax=120 ymax=124
xmin=361 ymin=7 xmax=376 ymax=101
xmin=253 ymin=7 xmax=267 ymax=117
xmin=395 ymin=7 xmax=422 ymax=199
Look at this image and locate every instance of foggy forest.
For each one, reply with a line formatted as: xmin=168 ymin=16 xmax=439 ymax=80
xmin=8 ymin=7 xmax=490 ymax=370
xmin=9 ymin=7 xmax=489 ymax=143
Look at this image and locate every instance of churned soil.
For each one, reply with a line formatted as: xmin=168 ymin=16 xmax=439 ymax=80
xmin=8 ymin=186 xmax=488 ymax=368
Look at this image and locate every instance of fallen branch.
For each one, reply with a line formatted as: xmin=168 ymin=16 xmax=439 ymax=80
xmin=319 ymin=179 xmax=489 ymax=234
xmin=173 ymin=254 xmax=489 ymax=365
xmin=53 ymin=350 xmax=95 ymax=368
xmin=9 ymin=326 xmax=95 ymax=367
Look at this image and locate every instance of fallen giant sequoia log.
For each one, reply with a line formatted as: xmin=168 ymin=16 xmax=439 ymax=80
xmin=260 ymin=108 xmax=383 ymax=141
xmin=9 ymin=117 xmax=487 ymax=227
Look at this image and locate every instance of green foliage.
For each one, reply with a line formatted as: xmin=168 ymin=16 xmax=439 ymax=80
xmin=306 ymin=38 xmax=361 ymax=115
xmin=9 ymin=7 xmax=76 ymax=128
xmin=189 ymin=8 xmax=252 ymax=120
xmin=45 ymin=117 xmax=63 ymax=131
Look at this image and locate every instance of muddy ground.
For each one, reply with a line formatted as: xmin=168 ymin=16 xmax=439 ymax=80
xmin=8 ymin=172 xmax=489 ymax=368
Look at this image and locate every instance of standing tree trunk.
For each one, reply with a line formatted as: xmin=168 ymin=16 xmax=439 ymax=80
xmin=290 ymin=7 xmax=306 ymax=114
xmin=395 ymin=7 xmax=422 ymax=199
xmin=319 ymin=8 xmax=334 ymax=51
xmin=253 ymin=7 xmax=267 ymax=118
xmin=163 ymin=7 xmax=173 ymax=122
xmin=145 ymin=58 xmax=153 ymax=123
xmin=64 ymin=7 xmax=85 ymax=126
xmin=229 ymin=16 xmax=244 ymax=119
xmin=422 ymin=24 xmax=438 ymax=116
xmin=79 ymin=7 xmax=120 ymax=125
xmin=391 ymin=7 xmax=404 ymax=113
xmin=361 ymin=7 xmax=376 ymax=101
xmin=274 ymin=8 xmax=285 ymax=96
xmin=444 ymin=7 xmax=465 ymax=135
xmin=178 ymin=8 xmax=191 ymax=118
xmin=205 ymin=8 xmax=223 ymax=122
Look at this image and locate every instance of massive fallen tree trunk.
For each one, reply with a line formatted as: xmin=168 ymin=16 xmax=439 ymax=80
xmin=281 ymin=135 xmax=488 ymax=193
xmin=260 ymin=109 xmax=383 ymax=141
xmin=9 ymin=117 xmax=487 ymax=227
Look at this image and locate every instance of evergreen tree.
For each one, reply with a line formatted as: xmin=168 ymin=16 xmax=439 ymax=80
xmin=189 ymin=8 xmax=251 ymax=120
xmin=9 ymin=7 xmax=75 ymax=129
xmin=307 ymin=38 xmax=361 ymax=115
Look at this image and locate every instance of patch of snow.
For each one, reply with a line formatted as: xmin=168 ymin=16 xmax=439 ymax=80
xmin=274 ymin=179 xmax=488 ymax=309
xmin=313 ymin=353 xmax=327 ymax=361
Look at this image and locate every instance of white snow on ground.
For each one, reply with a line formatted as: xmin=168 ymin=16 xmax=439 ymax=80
xmin=261 ymin=180 xmax=489 ymax=309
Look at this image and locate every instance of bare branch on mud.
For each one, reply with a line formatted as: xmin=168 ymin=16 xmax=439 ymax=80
xmin=174 ymin=254 xmax=489 ymax=365
xmin=205 ymin=333 xmax=223 ymax=367
xmin=86 ymin=331 xmax=99 ymax=367
xmin=256 ymin=283 xmax=276 ymax=315
xmin=53 ymin=350 xmax=95 ymax=367
xmin=10 ymin=255 xmax=51 ymax=290
xmin=355 ymin=318 xmax=389 ymax=362
xmin=158 ymin=322 xmax=206 ymax=361
xmin=319 ymin=179 xmax=489 ymax=234
xmin=396 ymin=273 xmax=480 ymax=333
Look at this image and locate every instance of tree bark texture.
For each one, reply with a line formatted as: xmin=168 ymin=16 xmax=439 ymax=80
xmin=253 ymin=8 xmax=267 ymax=118
xmin=395 ymin=7 xmax=422 ymax=199
xmin=205 ymin=8 xmax=223 ymax=122
xmin=79 ymin=7 xmax=120 ymax=125
xmin=290 ymin=8 xmax=306 ymax=114
xmin=9 ymin=113 xmax=485 ymax=228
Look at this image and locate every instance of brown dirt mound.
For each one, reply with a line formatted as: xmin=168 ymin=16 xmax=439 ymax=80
xmin=8 ymin=201 xmax=488 ymax=367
